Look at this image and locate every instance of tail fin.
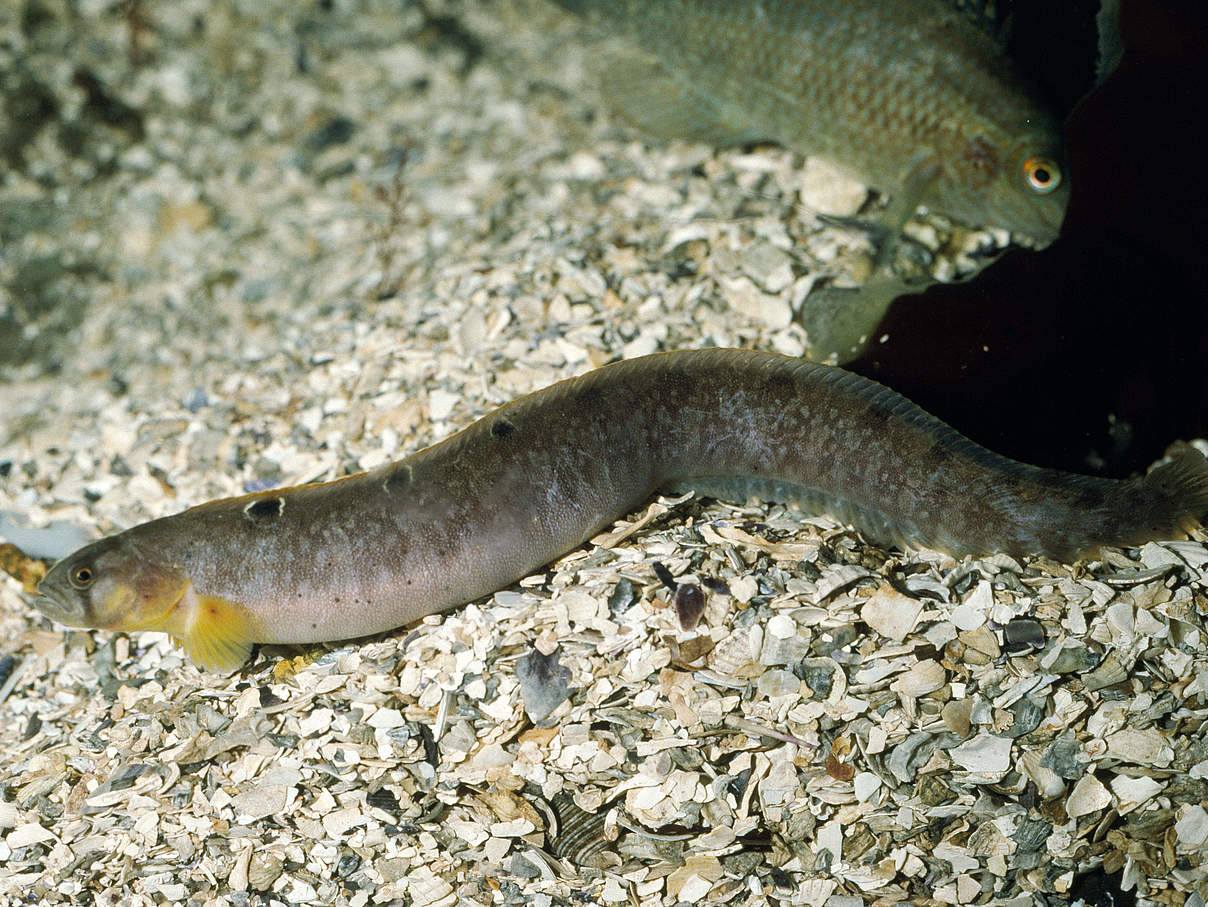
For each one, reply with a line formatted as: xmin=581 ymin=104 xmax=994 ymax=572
xmin=1139 ymin=444 xmax=1208 ymax=536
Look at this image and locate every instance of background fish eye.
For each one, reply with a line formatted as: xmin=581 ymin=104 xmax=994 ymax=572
xmin=1023 ymin=156 xmax=1061 ymax=193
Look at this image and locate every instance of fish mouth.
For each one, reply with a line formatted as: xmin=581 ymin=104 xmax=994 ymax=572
xmin=32 ymin=591 xmax=84 ymax=626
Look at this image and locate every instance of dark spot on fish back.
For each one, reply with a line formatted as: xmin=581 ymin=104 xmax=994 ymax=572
xmin=382 ymin=463 xmax=412 ymax=495
xmin=927 ymin=440 xmax=953 ymax=466
xmin=864 ymin=402 xmax=892 ymax=426
xmin=491 ymin=417 xmax=516 ymax=439
xmin=575 ymin=385 xmax=604 ymax=409
xmin=244 ymin=497 xmax=285 ymax=520
xmin=762 ymin=368 xmax=799 ymax=401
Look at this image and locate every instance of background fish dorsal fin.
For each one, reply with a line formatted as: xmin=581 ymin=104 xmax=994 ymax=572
xmin=545 ymin=0 xmax=766 ymax=146
xmin=594 ymin=41 xmax=766 ymax=147
xmin=942 ymin=0 xmax=1013 ymax=45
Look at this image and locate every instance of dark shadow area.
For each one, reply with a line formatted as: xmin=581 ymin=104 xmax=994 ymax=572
xmin=849 ymin=0 xmax=1208 ymax=477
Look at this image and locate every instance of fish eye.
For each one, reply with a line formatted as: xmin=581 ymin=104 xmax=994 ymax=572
xmin=1022 ymin=156 xmax=1061 ymax=194
xmin=69 ymin=564 xmax=94 ymax=589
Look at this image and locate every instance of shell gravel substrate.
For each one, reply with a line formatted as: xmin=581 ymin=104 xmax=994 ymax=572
xmin=2 ymin=2 xmax=1206 ymax=905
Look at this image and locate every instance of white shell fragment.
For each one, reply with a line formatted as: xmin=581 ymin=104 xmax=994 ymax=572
xmin=891 ymin=658 xmax=947 ymax=697
xmin=1066 ymin=775 xmax=1113 ymax=818
xmin=860 ymin=583 xmax=924 ymax=641
xmin=1175 ymin=806 xmax=1208 ymax=847
xmin=1 ymin=1 xmax=1207 ymax=904
xmin=949 ymin=734 xmax=1012 ymax=776
xmin=1104 ymin=728 xmax=1174 ymax=767
xmin=1110 ymin=775 xmax=1164 ymax=814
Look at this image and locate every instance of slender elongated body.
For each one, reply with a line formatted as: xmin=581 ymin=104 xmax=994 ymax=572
xmin=552 ymin=0 xmax=1069 ymax=239
xmin=35 ymin=350 xmax=1208 ymax=671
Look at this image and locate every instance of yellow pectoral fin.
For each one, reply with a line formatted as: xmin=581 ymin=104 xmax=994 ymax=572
xmin=175 ymin=594 xmax=257 ymax=673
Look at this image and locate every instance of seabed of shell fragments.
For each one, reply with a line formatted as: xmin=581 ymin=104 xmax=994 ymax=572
xmin=2 ymin=2 xmax=1208 ymax=906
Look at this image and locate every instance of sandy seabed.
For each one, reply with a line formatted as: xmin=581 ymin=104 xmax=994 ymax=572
xmin=2 ymin=2 xmax=1206 ymax=905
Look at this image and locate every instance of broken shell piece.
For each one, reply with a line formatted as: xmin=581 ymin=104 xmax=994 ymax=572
xmin=1104 ymin=728 xmax=1174 ymax=767
xmin=516 ymin=647 xmax=573 ymax=723
xmin=800 ymin=657 xmax=845 ymax=702
xmin=957 ymin=624 xmax=1000 ymax=664
xmin=759 ymin=622 xmax=810 ymax=666
xmin=826 ymin=737 xmax=856 ymax=781
xmin=1065 ymin=775 xmax=1112 ymax=818
xmin=1003 ymin=617 xmax=1045 ymax=654
xmin=1104 ymin=602 xmax=1135 ymax=642
xmin=888 ymin=732 xmax=937 ymax=784
xmin=1109 ymin=775 xmax=1164 ymax=814
xmin=1175 ymin=805 xmax=1208 ymax=847
xmin=949 ymin=734 xmax=1012 ymax=775
xmin=951 ymin=580 xmax=994 ymax=630
xmin=1013 ymin=817 xmax=1052 ymax=854
xmin=674 ymin=583 xmax=706 ymax=630
xmin=765 ymin=612 xmax=797 ymax=639
xmin=759 ymin=612 xmax=809 ymax=665
xmin=548 ymin=793 xmax=613 ymax=868
xmin=757 ymin=668 xmax=801 ymax=698
xmin=1139 ymin=541 xmax=1190 ymax=569
xmin=1095 ymin=565 xmax=1174 ymax=587
xmin=1002 ymin=698 xmax=1045 ymax=739
xmin=1019 ymin=750 xmax=1065 ymax=799
xmin=666 ymin=855 xmax=727 ymax=901
xmin=729 ymin=574 xmax=760 ymax=603
xmin=853 ymin=772 xmax=882 ymax=802
xmin=860 ymin=584 xmax=923 ymax=642
xmin=1043 ymin=641 xmax=1098 ymax=674
xmin=1082 ymin=652 xmax=1131 ymax=692
xmin=941 ymin=698 xmax=973 ymax=738
xmin=1041 ymin=737 xmax=1087 ymax=780
xmin=705 ymin=626 xmax=765 ymax=681
xmin=891 ymin=659 xmax=946 ymax=698
xmin=800 ymin=156 xmax=868 ymax=217
xmin=916 ymin=774 xmax=955 ymax=807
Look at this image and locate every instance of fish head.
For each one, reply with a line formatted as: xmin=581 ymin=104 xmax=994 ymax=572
xmin=944 ymin=124 xmax=1069 ymax=243
xmin=35 ymin=535 xmax=190 ymax=633
xmin=1001 ymin=132 xmax=1069 ymax=240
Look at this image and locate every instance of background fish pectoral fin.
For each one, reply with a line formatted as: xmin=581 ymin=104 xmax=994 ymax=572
xmin=812 ymin=153 xmax=942 ymax=273
xmin=800 ymin=276 xmax=929 ymax=364
xmin=875 ymin=154 xmax=944 ymax=263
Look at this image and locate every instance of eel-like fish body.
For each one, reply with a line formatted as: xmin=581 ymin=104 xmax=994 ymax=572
xmin=551 ymin=0 xmax=1069 ymax=240
xmin=34 ymin=350 xmax=1208 ymax=671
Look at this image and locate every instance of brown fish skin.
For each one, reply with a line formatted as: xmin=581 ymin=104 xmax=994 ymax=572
xmin=34 ymin=350 xmax=1208 ymax=671
xmin=552 ymin=0 xmax=1069 ymax=240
